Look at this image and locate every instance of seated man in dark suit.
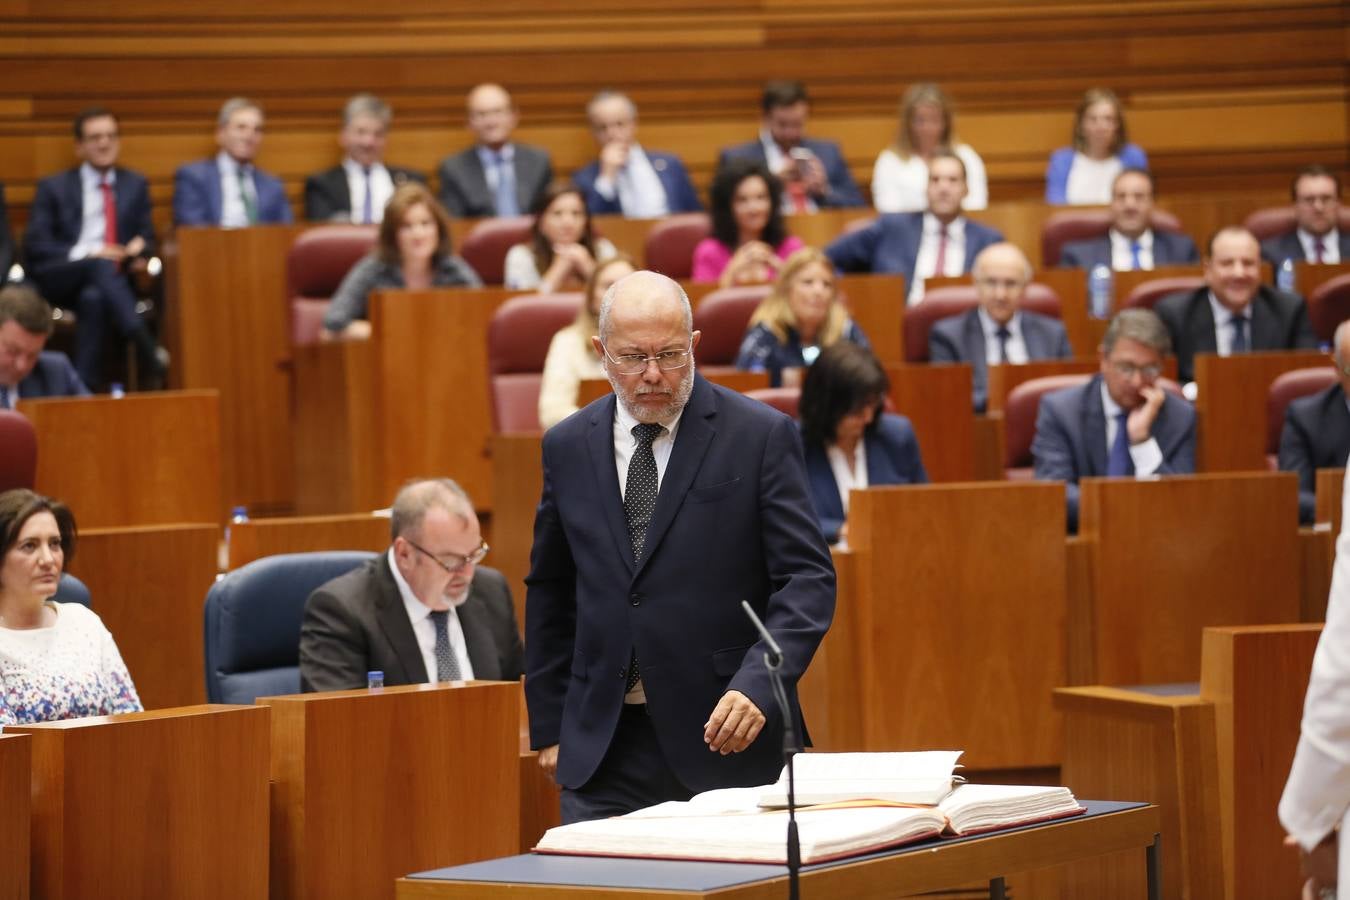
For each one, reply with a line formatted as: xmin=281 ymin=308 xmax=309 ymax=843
xmin=174 ymin=97 xmax=293 ymax=227
xmin=1033 ymin=308 xmax=1196 ymax=532
xmin=1260 ymin=165 xmax=1347 ymax=267
xmin=304 ymin=94 xmax=425 ymax=223
xmin=0 ymin=284 xmax=89 ymax=409
xmin=718 ymin=80 xmax=864 ymax=211
xmin=572 ymin=91 xmax=702 ymax=218
xmin=930 ymin=242 xmax=1074 ymax=412
xmin=826 ymin=152 xmax=1003 ymax=303
xmin=1155 ymin=226 xmax=1319 ymax=383
xmin=437 ymin=83 xmax=552 ymax=219
xmin=1280 ymin=321 xmax=1350 ymax=524
xmin=23 ymin=107 xmax=164 ymax=389
xmin=1059 ymin=169 xmax=1199 ymax=271
xmin=299 ymin=478 xmax=523 ymax=692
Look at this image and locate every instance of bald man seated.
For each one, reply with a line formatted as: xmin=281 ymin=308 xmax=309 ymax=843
xmin=437 ymin=83 xmax=553 ymax=219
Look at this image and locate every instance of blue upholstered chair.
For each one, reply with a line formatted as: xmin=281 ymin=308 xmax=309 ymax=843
xmin=203 ymin=551 xmax=376 ymax=704
xmin=54 ymin=573 xmax=92 ymax=607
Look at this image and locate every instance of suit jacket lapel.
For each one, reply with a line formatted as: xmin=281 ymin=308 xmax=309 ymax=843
xmin=60 ymin=170 xmax=84 ymax=242
xmin=900 ymin=213 xmax=923 ymax=286
xmin=634 ymin=375 xmax=716 ymax=579
xmin=513 ymin=153 xmax=534 ymax=212
xmin=805 ymin=445 xmax=845 ymax=524
xmin=863 ymin=430 xmax=901 ymax=484
xmin=1249 ymin=291 xmax=1278 ymax=349
xmin=466 ymin=153 xmax=493 ymax=214
xmin=456 ymin=584 xmax=497 ymax=680
xmin=1083 ymin=375 xmax=1109 ymax=476
xmin=587 ymin=395 xmax=638 ymax=574
xmin=206 ymin=163 xmax=224 ymax=225
xmin=373 ymin=556 xmax=428 ymax=683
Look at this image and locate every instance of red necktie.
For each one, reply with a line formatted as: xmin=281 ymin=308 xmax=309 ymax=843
xmin=932 ymin=224 xmax=949 ymax=276
xmin=1314 ymin=236 xmax=1325 ymax=264
xmin=101 ymin=178 xmax=117 ymax=245
xmin=787 ymin=180 xmax=809 ymax=214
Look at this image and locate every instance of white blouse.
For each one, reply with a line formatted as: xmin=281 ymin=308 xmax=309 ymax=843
xmin=870 ymin=143 xmax=989 ymax=213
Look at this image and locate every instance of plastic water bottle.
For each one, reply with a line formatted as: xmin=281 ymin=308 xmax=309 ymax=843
xmin=367 ymin=670 xmax=385 ymax=690
xmin=1088 ymin=265 xmax=1113 ymax=320
xmin=223 ymin=505 xmax=249 ymax=557
xmin=109 ymin=383 xmax=125 ymax=399
xmin=1277 ymin=258 xmax=1296 ymax=293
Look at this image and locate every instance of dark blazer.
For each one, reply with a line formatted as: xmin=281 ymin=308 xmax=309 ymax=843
xmin=929 ymin=308 xmax=1074 ymax=412
xmin=23 ymin=167 xmax=156 ymax=270
xmin=1154 ymin=286 xmax=1320 ymax=383
xmin=437 ymin=144 xmax=552 ymax=219
xmin=1261 ymin=230 xmax=1350 ymax=267
xmin=173 ymin=158 xmax=293 ymax=227
xmin=717 ymin=137 xmax=865 ymax=208
xmin=802 ymin=413 xmax=928 ymax=544
xmin=572 ymin=150 xmax=703 ymax=216
xmin=303 ymin=164 xmax=425 ymax=222
xmin=1059 ymin=230 xmax=1200 ymax=270
xmin=1279 ymin=383 xmax=1350 ymax=524
xmin=825 ymin=212 xmax=1004 ymax=289
xmin=15 ymin=351 xmax=90 ymax=399
xmin=298 ymin=554 xmax=524 ymax=692
xmin=525 ymin=375 xmax=836 ymax=793
xmin=0 ymin=182 xmax=13 ymax=279
xmin=1032 ymin=373 xmax=1196 ymax=531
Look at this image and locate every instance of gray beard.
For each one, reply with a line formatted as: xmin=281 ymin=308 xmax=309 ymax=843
xmin=609 ymin=357 xmax=696 ymax=424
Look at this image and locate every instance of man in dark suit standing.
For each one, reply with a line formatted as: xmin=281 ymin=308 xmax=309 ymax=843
xmin=437 ymin=84 xmax=552 ymax=219
xmin=572 ymin=92 xmax=702 ymax=218
xmin=1059 ymin=169 xmax=1200 ymax=271
xmin=299 ymin=478 xmax=523 ymax=692
xmin=718 ymin=80 xmax=864 ymax=211
xmin=304 ymin=94 xmax=425 ymax=223
xmin=1260 ymin=165 xmax=1347 ymax=268
xmin=174 ymin=97 xmax=293 ymax=227
xmin=0 ymin=284 xmax=89 ymax=409
xmin=526 ymin=271 xmax=835 ymax=823
xmin=1280 ymin=321 xmax=1350 ymax=524
xmin=930 ymin=242 xmax=1074 ymax=412
xmin=1155 ymin=226 xmax=1319 ymax=383
xmin=826 ymin=153 xmax=1003 ymax=303
xmin=23 ymin=107 xmax=163 ymax=389
xmin=1033 ymin=308 xmax=1196 ymax=531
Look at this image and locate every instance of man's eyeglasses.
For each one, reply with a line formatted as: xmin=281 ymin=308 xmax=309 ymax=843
xmin=405 ymin=538 xmax=489 ymax=574
xmin=602 ymin=345 xmax=692 ymax=376
xmin=1110 ymin=361 xmax=1162 ymax=380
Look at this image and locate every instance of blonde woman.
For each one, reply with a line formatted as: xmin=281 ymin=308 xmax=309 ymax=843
xmin=871 ymin=83 xmax=987 ymax=213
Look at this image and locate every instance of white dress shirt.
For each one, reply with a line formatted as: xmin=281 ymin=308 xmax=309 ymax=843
xmin=386 ymin=547 xmax=475 ymax=683
xmin=977 ymin=308 xmax=1030 ymax=364
xmin=342 ymin=158 xmax=394 ymax=224
xmin=1109 ymin=228 xmax=1155 ymax=272
xmin=592 ymin=144 xmax=669 ymax=219
xmin=1064 ymin=153 xmax=1123 ymax=206
xmin=825 ymin=440 xmax=868 ymax=519
xmin=1101 ymin=381 xmax=1164 ymax=475
xmin=1206 ymin=291 xmax=1251 ymax=357
xmin=1300 ymin=227 xmax=1343 ymax=264
xmin=69 ymin=163 xmax=114 ymax=261
xmin=216 ymin=151 xmax=257 ymax=228
xmin=908 ymin=213 xmax=966 ymax=305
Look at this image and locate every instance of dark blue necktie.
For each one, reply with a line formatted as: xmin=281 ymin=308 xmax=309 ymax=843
xmin=995 ymin=326 xmax=1011 ymax=363
xmin=1107 ymin=411 xmax=1134 ymax=477
xmin=1231 ymin=316 xmax=1249 ymax=353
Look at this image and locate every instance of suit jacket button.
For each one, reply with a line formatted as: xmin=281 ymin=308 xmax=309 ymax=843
xmin=629 ymin=592 xmax=643 ymax=606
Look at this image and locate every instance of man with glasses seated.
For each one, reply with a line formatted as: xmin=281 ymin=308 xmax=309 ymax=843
xmin=1032 ymin=308 xmax=1195 ymax=532
xmin=1260 ymin=165 xmax=1347 ymax=268
xmin=929 ymin=242 xmax=1073 ymax=412
xmin=299 ymin=478 xmax=523 ymax=692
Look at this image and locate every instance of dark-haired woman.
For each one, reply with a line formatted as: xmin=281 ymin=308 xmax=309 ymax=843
xmin=504 ymin=184 xmax=617 ymax=292
xmin=1045 ymin=87 xmax=1149 ymax=206
xmin=0 ymin=489 xmax=141 ymax=725
xmin=692 ymin=159 xmax=804 ymax=286
xmin=798 ymin=343 xmax=927 ymax=544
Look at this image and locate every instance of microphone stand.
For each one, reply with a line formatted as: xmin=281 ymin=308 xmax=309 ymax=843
xmin=741 ymin=602 xmax=801 ymax=900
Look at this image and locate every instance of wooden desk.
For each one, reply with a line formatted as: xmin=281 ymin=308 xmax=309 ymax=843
xmin=0 ymin=733 xmax=30 ymax=900
xmin=1193 ymin=350 xmax=1330 ymax=472
xmin=885 ymin=364 xmax=974 ymax=482
xmin=7 ymin=704 xmax=269 ymax=900
xmin=986 ymin=358 xmax=1099 ymax=414
xmin=66 ymin=523 xmax=219 ymax=709
xmin=397 ymin=802 xmax=1161 ymax=900
xmin=1076 ymin=473 xmax=1301 ymax=685
xmin=227 ymin=512 xmax=390 ymax=569
xmin=1296 ymin=261 xmax=1350 ymax=307
xmin=845 ymin=482 xmax=1066 ymax=768
xmin=17 ymin=390 xmax=222 ymax=527
xmin=1316 ymin=466 xmax=1345 ymax=533
xmin=259 ymin=681 xmax=521 ymax=900
xmin=490 ymin=434 xmax=545 ymax=637
xmin=165 ymin=225 xmax=303 ymax=517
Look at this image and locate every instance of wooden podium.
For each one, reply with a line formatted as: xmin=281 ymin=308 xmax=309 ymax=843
xmin=226 ymin=512 xmax=390 ymax=569
xmin=17 ymin=390 xmax=222 ymax=527
xmin=884 ymin=364 xmax=975 ymax=482
xmin=258 ymin=681 xmax=522 ymax=900
xmin=6 ymin=704 xmax=269 ymax=900
xmin=0 ymin=733 xmax=30 ymax=900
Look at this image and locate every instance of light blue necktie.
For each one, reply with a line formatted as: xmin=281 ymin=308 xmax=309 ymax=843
xmin=361 ymin=167 xmax=374 ymax=224
xmin=494 ymin=153 xmax=518 ymax=217
xmin=1129 ymin=241 xmax=1142 ymax=271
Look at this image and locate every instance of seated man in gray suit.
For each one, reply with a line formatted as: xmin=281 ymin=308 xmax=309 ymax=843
xmin=437 ymin=84 xmax=553 ymax=219
xmin=0 ymin=283 xmax=89 ymax=409
xmin=1280 ymin=321 xmax=1350 ymax=524
xmin=1059 ymin=169 xmax=1199 ymax=271
xmin=929 ymin=242 xmax=1073 ymax=412
xmin=304 ymin=94 xmax=426 ymax=223
xmin=1032 ymin=308 xmax=1196 ymax=532
xmin=299 ymin=478 xmax=524 ymax=692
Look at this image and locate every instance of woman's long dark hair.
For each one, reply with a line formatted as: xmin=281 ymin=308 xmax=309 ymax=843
xmin=709 ymin=157 xmax=787 ymax=251
xmin=530 ymin=183 xmax=598 ymax=274
xmin=799 ymin=342 xmax=889 ymax=447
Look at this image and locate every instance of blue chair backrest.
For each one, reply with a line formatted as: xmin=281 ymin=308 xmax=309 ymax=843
xmin=54 ymin=573 xmax=92 ymax=607
xmin=203 ymin=551 xmax=377 ymax=704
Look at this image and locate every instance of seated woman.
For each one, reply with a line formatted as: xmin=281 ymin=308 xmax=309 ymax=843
xmin=0 ymin=489 xmax=141 ymax=725
xmin=798 ymin=343 xmax=928 ymax=545
xmin=735 ymin=247 xmax=870 ymax=387
xmin=692 ymin=158 xmax=804 ymax=286
xmin=322 ymin=182 xmax=482 ymax=340
xmin=504 ymin=184 xmax=617 ymax=292
xmin=871 ymin=83 xmax=988 ymax=213
xmin=1045 ymin=88 xmax=1149 ymax=206
xmin=537 ymin=254 xmax=636 ymax=429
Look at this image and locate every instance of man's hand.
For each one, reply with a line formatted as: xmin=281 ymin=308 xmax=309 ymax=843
xmin=538 ymin=744 xmax=559 ymax=777
xmin=799 ymin=156 xmax=828 ymax=198
xmin=1126 ymin=384 xmax=1166 ymax=445
xmin=124 ymin=236 xmax=146 ymax=258
xmin=93 ymin=244 xmax=129 ymax=262
xmin=704 ymin=690 xmax=765 ymax=755
xmin=598 ymin=142 xmax=629 ymax=180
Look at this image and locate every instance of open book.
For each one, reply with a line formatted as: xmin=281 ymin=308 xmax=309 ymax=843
xmin=758 ymin=750 xmax=963 ymax=808
xmin=534 ymin=782 xmax=1085 ymax=865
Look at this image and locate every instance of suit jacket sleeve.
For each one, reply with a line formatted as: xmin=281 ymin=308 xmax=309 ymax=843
xmin=260 ymin=173 xmax=294 ymax=224
xmin=22 ymin=178 xmax=68 ymax=267
xmin=1289 ymin=297 xmax=1320 ymax=350
xmin=928 ymin=320 xmax=963 ymax=363
xmin=1045 ymin=149 xmax=1072 ymax=205
xmin=1059 ymin=243 xmax=1089 ymax=270
xmin=820 ymin=146 xmax=864 ymax=209
xmin=473 ymin=567 xmax=525 ymax=681
xmin=127 ymin=175 xmax=157 ymax=257
xmin=298 ymin=586 xmax=372 ymax=692
xmin=1279 ymin=405 xmax=1318 ymax=523
xmin=1154 ymin=406 xmax=1196 ymax=475
xmin=1031 ymin=392 xmax=1081 ymax=530
xmin=572 ymin=164 xmax=622 ymax=216
xmin=666 ymin=156 xmax=704 ymax=213
xmin=825 ymin=221 xmax=880 ymax=273
xmin=173 ymin=165 xmax=212 ymax=226
xmin=0 ymin=183 xmax=12 ymax=278
xmin=436 ymin=157 xmax=471 ymax=218
xmin=303 ymin=173 xmax=340 ymax=222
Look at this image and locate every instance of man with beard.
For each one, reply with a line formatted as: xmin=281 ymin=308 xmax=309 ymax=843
xmin=525 ymin=270 xmax=835 ymax=823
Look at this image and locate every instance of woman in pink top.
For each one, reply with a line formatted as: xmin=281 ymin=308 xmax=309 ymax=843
xmin=691 ymin=158 xmax=804 ymax=286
